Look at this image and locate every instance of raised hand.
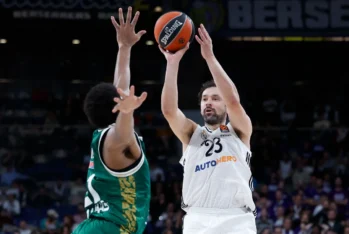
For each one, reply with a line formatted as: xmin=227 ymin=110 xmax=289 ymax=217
xmin=195 ymin=24 xmax=214 ymax=60
xmin=112 ymin=86 xmax=147 ymax=114
xmin=111 ymin=7 xmax=146 ymax=48
xmin=158 ymin=43 xmax=190 ymax=64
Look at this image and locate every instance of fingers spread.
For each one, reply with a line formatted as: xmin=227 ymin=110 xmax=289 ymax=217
xmin=111 ymin=16 xmax=120 ymax=30
xmin=200 ymin=24 xmax=211 ymax=41
xmin=138 ymin=92 xmax=148 ymax=103
xmin=126 ymin=6 xmax=132 ymax=24
xmin=116 ymin=88 xmax=127 ymax=98
xmin=137 ymin=30 xmax=147 ymax=37
xmin=131 ymin=11 xmax=140 ymax=26
xmin=119 ymin=8 xmax=125 ymax=26
xmin=195 ymin=35 xmax=203 ymax=45
xmin=112 ymin=105 xmax=119 ymax=113
xmin=129 ymin=85 xmax=135 ymax=96
xmin=198 ymin=28 xmax=206 ymax=42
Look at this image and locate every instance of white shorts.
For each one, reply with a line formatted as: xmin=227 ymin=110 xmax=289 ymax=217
xmin=183 ymin=207 xmax=257 ymax=234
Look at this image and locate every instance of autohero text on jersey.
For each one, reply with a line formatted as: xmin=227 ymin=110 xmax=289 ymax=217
xmin=195 ymin=155 xmax=237 ymax=172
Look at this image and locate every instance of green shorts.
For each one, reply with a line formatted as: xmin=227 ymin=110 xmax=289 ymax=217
xmin=72 ymin=218 xmax=122 ymax=234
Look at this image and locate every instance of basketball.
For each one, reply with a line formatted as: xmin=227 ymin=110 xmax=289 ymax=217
xmin=154 ymin=11 xmax=195 ymax=52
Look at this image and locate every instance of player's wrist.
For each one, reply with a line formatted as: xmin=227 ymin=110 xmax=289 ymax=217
xmin=166 ymin=59 xmax=180 ymax=66
xmin=204 ymin=54 xmax=216 ymax=62
xmin=119 ymin=109 xmax=134 ymax=115
xmin=118 ymin=44 xmax=132 ymax=51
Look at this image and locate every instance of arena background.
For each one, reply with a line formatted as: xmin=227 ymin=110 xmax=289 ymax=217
xmin=0 ymin=0 xmax=349 ymax=233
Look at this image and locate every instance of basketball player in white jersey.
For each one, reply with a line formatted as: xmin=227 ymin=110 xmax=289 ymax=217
xmin=159 ymin=24 xmax=257 ymax=234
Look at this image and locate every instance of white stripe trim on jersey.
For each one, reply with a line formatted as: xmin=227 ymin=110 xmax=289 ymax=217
xmin=246 ymin=152 xmax=251 ymax=167
xmin=97 ymin=126 xmax=145 ymax=178
xmin=249 ymin=175 xmax=254 ymax=191
xmin=253 ymin=209 xmax=257 ymax=217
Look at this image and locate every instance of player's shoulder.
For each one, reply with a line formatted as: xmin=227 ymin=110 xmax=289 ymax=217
xmin=187 ymin=124 xmax=208 ymax=141
xmin=93 ymin=125 xmax=112 ymax=136
xmin=91 ymin=125 xmax=113 ymax=145
xmin=93 ymin=128 xmax=103 ymax=135
xmin=190 ymin=124 xmax=205 ymax=133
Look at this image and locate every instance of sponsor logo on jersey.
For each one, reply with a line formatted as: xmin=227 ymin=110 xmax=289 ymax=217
xmin=220 ymin=134 xmax=231 ymax=137
xmin=195 ymin=155 xmax=237 ymax=172
xmin=86 ymin=200 xmax=110 ymax=217
xmin=201 ymin=130 xmax=208 ymax=140
xmin=89 ymin=161 xmax=94 ymax=169
xmin=220 ymin=125 xmax=229 ymax=133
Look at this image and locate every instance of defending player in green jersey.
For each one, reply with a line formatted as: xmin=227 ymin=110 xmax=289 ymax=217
xmin=73 ymin=6 xmax=150 ymax=234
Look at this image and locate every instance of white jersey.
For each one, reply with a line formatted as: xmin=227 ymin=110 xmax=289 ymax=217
xmin=180 ymin=123 xmax=256 ymax=217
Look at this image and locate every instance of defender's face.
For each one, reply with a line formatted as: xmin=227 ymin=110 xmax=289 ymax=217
xmin=200 ymin=87 xmax=226 ymax=125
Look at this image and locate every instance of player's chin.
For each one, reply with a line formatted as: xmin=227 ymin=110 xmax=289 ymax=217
xmin=203 ymin=115 xmax=219 ymax=125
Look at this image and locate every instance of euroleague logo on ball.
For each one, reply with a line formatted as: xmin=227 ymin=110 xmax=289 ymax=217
xmin=178 ymin=38 xmax=185 ymax=44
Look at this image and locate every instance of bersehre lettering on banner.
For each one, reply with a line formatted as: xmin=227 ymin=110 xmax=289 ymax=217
xmin=185 ymin=0 xmax=349 ymax=36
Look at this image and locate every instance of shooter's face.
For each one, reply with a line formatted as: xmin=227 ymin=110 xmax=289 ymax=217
xmin=200 ymin=87 xmax=226 ymax=125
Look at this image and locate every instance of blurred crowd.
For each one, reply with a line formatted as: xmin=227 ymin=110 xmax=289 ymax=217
xmin=0 ymin=83 xmax=348 ymax=234
xmin=0 ymin=131 xmax=348 ymax=234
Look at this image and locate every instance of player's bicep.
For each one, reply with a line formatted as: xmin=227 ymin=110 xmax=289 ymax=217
xmin=103 ymin=129 xmax=141 ymax=165
xmin=164 ymin=109 xmax=197 ymax=145
xmin=227 ymin=103 xmax=252 ymax=140
xmin=105 ymin=126 xmax=129 ymax=148
xmin=128 ymin=135 xmax=142 ymax=159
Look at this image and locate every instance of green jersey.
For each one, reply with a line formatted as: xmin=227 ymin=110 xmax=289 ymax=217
xmin=83 ymin=126 xmax=150 ymax=234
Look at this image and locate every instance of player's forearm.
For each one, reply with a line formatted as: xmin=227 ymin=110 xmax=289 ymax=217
xmin=114 ymin=111 xmax=134 ymax=145
xmin=205 ymin=56 xmax=240 ymax=104
xmin=113 ymin=46 xmax=131 ymax=90
xmin=161 ymin=62 xmax=180 ymax=115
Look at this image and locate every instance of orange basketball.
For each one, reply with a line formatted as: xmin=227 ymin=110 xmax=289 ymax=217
xmin=154 ymin=11 xmax=195 ymax=52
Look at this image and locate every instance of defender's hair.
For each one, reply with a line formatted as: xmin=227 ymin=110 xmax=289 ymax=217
xmin=84 ymin=83 xmax=119 ymax=128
